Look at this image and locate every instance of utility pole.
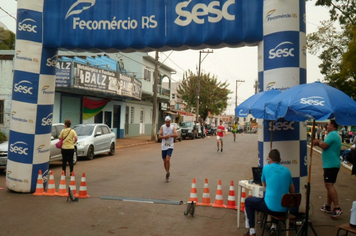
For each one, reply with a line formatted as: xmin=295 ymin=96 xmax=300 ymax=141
xmin=196 ymin=50 xmax=213 ymax=122
xmin=151 ymin=51 xmax=159 ymax=141
xmin=235 ymin=79 xmax=245 ymax=121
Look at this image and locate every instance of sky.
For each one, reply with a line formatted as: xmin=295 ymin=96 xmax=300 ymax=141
xmin=0 ymin=0 xmax=333 ymax=114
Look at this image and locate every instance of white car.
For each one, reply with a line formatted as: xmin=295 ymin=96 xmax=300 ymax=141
xmin=0 ymin=123 xmax=77 ymax=167
xmin=73 ymin=124 xmax=116 ymax=160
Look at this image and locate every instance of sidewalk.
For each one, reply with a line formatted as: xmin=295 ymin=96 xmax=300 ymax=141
xmin=115 ymin=135 xmax=157 ymax=149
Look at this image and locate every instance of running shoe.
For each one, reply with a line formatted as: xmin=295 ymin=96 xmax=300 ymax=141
xmin=217 ymin=148 xmax=219 ymax=152
xmin=269 ymin=228 xmax=277 ymax=236
xmin=331 ymin=208 xmax=343 ymax=218
xmin=320 ymin=204 xmax=332 ymax=214
xmin=243 ymin=231 xmax=255 ymax=236
xmin=221 ymin=148 xmax=223 ymax=152
xmin=166 ymin=172 xmax=170 ymax=182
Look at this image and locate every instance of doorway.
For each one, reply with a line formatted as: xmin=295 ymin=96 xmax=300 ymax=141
xmin=140 ymin=109 xmax=144 ymax=134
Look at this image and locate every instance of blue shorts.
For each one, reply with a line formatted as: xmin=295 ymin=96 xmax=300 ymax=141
xmin=162 ymin=149 xmax=173 ymax=159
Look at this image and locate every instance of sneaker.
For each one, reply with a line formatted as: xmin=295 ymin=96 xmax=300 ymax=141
xmin=217 ymin=148 xmax=219 ymax=152
xmin=221 ymin=148 xmax=223 ymax=152
xmin=269 ymin=228 xmax=277 ymax=236
xmin=320 ymin=204 xmax=332 ymax=214
xmin=331 ymin=208 xmax=343 ymax=218
xmin=166 ymin=172 xmax=170 ymax=182
xmin=243 ymin=231 xmax=255 ymax=236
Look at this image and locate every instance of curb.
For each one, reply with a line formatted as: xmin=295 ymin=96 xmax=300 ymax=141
xmin=115 ymin=141 xmax=156 ymax=149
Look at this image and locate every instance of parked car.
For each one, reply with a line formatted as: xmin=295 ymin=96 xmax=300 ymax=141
xmin=0 ymin=123 xmax=77 ymax=167
xmin=73 ymin=124 xmax=116 ymax=160
xmin=156 ymin=123 xmax=182 ymax=142
xmin=181 ymin=121 xmax=201 ymax=140
xmin=206 ymin=124 xmax=216 ymax=135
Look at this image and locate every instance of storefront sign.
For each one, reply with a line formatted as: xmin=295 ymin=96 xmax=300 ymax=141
xmin=55 ymin=61 xmax=72 ymax=87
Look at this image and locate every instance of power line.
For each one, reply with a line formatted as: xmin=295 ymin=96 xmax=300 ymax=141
xmin=0 ymin=7 xmax=16 ymax=21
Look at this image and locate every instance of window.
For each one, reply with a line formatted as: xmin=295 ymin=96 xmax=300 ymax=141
xmin=144 ymin=68 xmax=151 ymax=82
xmin=172 ymin=94 xmax=176 ymax=99
xmin=101 ymin=126 xmax=110 ymax=134
xmin=130 ymin=107 xmax=134 ymax=124
xmin=0 ymin=100 xmax=3 ymax=124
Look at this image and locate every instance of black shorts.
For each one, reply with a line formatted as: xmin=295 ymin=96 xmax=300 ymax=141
xmin=323 ymin=168 xmax=340 ymax=183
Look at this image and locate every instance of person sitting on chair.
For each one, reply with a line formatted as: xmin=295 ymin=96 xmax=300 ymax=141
xmin=243 ymin=149 xmax=295 ymax=236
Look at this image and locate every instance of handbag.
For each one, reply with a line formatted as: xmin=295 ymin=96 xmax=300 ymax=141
xmin=55 ymin=138 xmax=64 ymax=149
xmin=56 ymin=129 xmax=71 ymax=149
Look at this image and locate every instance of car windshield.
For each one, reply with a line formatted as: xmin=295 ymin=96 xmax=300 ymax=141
xmin=74 ymin=126 xmax=94 ymax=136
xmin=181 ymin=122 xmax=193 ymax=128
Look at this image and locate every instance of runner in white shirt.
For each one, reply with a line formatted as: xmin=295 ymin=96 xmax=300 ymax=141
xmin=158 ymin=116 xmax=178 ymax=182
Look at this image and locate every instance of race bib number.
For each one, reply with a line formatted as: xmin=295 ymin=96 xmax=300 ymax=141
xmin=165 ymin=142 xmax=172 ymax=147
xmin=217 ymin=129 xmax=221 ymax=132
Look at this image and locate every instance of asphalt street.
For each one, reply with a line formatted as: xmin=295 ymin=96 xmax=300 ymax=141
xmin=0 ymin=133 xmax=354 ymax=236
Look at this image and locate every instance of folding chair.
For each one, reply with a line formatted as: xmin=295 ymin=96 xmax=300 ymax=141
xmin=261 ymin=193 xmax=302 ymax=236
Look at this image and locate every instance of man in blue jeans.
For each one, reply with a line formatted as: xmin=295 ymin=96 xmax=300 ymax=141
xmin=243 ymin=149 xmax=295 ymax=236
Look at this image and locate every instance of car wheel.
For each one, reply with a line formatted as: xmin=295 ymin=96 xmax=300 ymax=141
xmin=108 ymin=143 xmax=115 ymax=156
xmin=73 ymin=149 xmax=77 ymax=165
xmin=192 ymin=132 xmax=195 ymax=139
xmin=86 ymin=145 xmax=94 ymax=160
xmin=183 ymin=136 xmax=185 ymax=140
xmin=179 ymin=135 xmax=182 ymax=142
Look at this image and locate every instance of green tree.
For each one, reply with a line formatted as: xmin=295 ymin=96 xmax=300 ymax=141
xmin=0 ymin=28 xmax=15 ymax=50
xmin=307 ymin=0 xmax=356 ymax=98
xmin=177 ymin=70 xmax=231 ymax=120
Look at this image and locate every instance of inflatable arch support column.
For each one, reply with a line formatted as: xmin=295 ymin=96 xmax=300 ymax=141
xmin=6 ymin=0 xmax=57 ymax=192
xmin=257 ymin=0 xmax=307 ymax=196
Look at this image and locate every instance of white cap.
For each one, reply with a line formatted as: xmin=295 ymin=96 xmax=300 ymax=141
xmin=165 ymin=116 xmax=171 ymax=121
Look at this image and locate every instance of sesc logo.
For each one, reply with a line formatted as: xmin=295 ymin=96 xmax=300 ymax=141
xmin=14 ymin=80 xmax=33 ymax=95
xmin=46 ymin=55 xmax=58 ymax=67
xmin=10 ymin=141 xmax=29 ymax=155
xmin=18 ymin=18 xmax=37 ymax=33
xmin=300 ymin=96 xmax=325 ymax=106
xmin=269 ymin=121 xmax=295 ymax=131
xmin=175 ymin=0 xmax=235 ymax=26
xmin=65 ymin=0 xmax=96 ymax=19
xmin=269 ymin=41 xmax=295 ymax=59
xmin=41 ymin=113 xmax=53 ymax=126
xmin=238 ymin=109 xmax=248 ymax=117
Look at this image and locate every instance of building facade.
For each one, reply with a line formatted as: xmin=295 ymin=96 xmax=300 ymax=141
xmin=0 ymin=50 xmax=175 ymax=139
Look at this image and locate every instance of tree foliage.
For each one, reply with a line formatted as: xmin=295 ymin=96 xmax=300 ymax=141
xmin=307 ymin=0 xmax=356 ymax=98
xmin=177 ymin=70 xmax=231 ymax=120
xmin=0 ymin=28 xmax=15 ymax=50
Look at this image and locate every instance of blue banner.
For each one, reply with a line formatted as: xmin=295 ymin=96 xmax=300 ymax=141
xmin=43 ymin=0 xmax=263 ymax=50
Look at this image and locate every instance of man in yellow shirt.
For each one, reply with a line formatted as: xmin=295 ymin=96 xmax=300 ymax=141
xmin=232 ymin=121 xmax=238 ymax=142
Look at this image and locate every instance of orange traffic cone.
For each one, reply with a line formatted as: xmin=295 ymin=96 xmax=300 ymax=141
xmin=57 ymin=170 xmax=68 ymax=197
xmin=45 ymin=170 xmax=57 ymax=196
xmin=189 ymin=178 xmax=198 ymax=203
xmin=240 ymin=187 xmax=246 ymax=212
xmin=197 ymin=178 xmax=212 ymax=206
xmin=226 ymin=180 xmax=238 ymax=209
xmin=77 ymin=172 xmax=90 ymax=198
xmin=33 ymin=170 xmax=45 ymax=196
xmin=69 ymin=172 xmax=78 ymax=197
xmin=213 ymin=179 xmax=226 ymax=208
